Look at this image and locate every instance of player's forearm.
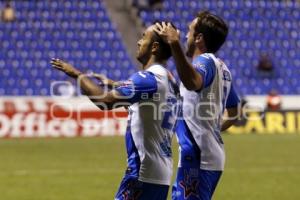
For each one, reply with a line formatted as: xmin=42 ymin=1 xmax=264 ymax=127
xmin=78 ymin=76 xmax=103 ymax=96
xmin=169 ymin=41 xmax=202 ymax=90
xmin=77 ymin=75 xmax=113 ymax=106
xmin=221 ymin=107 xmax=240 ymax=132
xmin=94 ymin=74 xmax=119 ymax=88
xmin=221 ymin=119 xmax=237 ymax=131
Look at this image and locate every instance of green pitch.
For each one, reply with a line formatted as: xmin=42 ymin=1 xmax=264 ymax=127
xmin=0 ymin=135 xmax=299 ymax=200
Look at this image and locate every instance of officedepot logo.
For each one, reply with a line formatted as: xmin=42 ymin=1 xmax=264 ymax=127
xmin=0 ymin=98 xmax=127 ymax=138
xmin=0 ymin=112 xmax=127 ymax=138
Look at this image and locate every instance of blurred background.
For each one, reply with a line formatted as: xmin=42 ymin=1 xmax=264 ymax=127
xmin=0 ymin=0 xmax=299 ymax=200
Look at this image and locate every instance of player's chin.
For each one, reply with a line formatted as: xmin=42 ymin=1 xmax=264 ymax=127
xmin=136 ymin=54 xmax=143 ymax=63
xmin=136 ymin=48 xmax=141 ymax=57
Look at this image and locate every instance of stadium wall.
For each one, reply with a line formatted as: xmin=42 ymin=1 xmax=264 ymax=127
xmin=0 ymin=96 xmax=299 ymax=138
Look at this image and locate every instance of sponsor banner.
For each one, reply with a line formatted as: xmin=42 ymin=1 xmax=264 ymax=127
xmin=0 ymin=97 xmax=128 ymax=138
xmin=228 ymin=110 xmax=300 ymax=134
xmin=1 ymin=97 xmax=299 ymax=137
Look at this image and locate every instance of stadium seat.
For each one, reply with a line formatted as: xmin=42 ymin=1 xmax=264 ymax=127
xmin=137 ymin=0 xmax=300 ymax=95
xmin=0 ymin=0 xmax=135 ymax=95
xmin=1 ymin=0 xmax=299 ymax=95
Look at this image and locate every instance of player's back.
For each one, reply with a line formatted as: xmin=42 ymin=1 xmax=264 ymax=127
xmin=178 ymin=53 xmax=233 ymax=171
xmin=119 ymin=64 xmax=178 ymax=185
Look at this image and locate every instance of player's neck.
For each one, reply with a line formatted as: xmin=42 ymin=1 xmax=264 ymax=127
xmin=143 ymin=56 xmax=165 ymax=70
xmin=192 ymin=47 xmax=207 ymax=59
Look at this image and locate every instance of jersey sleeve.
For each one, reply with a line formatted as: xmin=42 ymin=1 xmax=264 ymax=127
xmin=193 ymin=55 xmax=216 ymax=89
xmin=115 ymin=71 xmax=158 ymax=104
xmin=226 ymin=84 xmax=240 ymax=108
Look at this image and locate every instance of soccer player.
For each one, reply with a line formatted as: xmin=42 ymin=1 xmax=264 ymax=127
xmin=154 ymin=11 xmax=240 ymax=200
xmin=51 ymin=23 xmax=179 ymax=200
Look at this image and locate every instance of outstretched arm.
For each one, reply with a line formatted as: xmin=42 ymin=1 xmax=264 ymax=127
xmin=92 ymin=73 xmax=120 ymax=88
xmin=51 ymin=58 xmax=121 ymax=110
xmin=51 ymin=58 xmax=159 ymax=110
xmin=154 ymin=22 xmax=203 ymax=91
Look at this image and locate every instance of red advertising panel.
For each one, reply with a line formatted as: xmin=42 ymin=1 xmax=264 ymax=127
xmin=0 ymin=97 xmax=128 ymax=138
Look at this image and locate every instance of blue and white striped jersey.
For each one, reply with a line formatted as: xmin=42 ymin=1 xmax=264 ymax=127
xmin=116 ymin=64 xmax=179 ymax=185
xmin=177 ymin=53 xmax=240 ymax=171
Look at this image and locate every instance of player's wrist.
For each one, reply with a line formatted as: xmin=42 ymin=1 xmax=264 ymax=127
xmin=74 ymin=70 xmax=83 ymax=78
xmin=169 ymin=39 xmax=181 ymax=49
xmin=169 ymin=37 xmax=180 ymax=44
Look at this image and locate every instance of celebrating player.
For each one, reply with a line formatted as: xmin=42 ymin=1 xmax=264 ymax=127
xmin=51 ymin=22 xmax=179 ymax=200
xmin=154 ymin=11 xmax=240 ymax=200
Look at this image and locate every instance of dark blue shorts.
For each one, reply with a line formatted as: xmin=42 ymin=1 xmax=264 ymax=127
xmin=172 ymin=167 xmax=222 ymax=200
xmin=115 ymin=175 xmax=169 ymax=200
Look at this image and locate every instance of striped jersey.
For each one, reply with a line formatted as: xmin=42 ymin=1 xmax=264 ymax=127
xmin=177 ymin=53 xmax=240 ymax=171
xmin=116 ymin=64 xmax=179 ymax=185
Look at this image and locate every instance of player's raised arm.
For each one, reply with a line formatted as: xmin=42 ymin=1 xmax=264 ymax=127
xmin=51 ymin=58 xmax=158 ymax=110
xmin=92 ymin=73 xmax=120 ymax=88
xmin=50 ymin=58 xmax=123 ymax=110
xmin=154 ymin=22 xmax=204 ymax=91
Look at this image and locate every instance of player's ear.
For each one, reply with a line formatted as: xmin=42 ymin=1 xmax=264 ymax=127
xmin=151 ymin=42 xmax=160 ymax=54
xmin=195 ymin=33 xmax=206 ymax=49
xmin=195 ymin=33 xmax=203 ymax=44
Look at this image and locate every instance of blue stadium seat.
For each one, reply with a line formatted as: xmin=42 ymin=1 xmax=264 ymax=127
xmin=1 ymin=0 xmax=299 ymax=95
xmin=137 ymin=0 xmax=300 ymax=95
xmin=0 ymin=0 xmax=135 ymax=95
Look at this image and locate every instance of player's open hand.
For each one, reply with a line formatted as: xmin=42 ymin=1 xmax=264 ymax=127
xmin=153 ymin=22 xmax=180 ymax=44
xmin=51 ymin=58 xmax=82 ymax=78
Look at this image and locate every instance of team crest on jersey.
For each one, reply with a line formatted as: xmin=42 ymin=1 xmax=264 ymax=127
xmin=179 ymin=169 xmax=200 ymax=199
xmin=222 ymin=70 xmax=231 ymax=81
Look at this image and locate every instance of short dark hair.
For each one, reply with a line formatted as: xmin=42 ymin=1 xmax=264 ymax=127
xmin=152 ymin=21 xmax=176 ymax=60
xmin=194 ymin=11 xmax=228 ymax=53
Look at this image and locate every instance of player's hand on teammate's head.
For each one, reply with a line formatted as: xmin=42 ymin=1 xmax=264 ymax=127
xmin=50 ymin=58 xmax=82 ymax=78
xmin=153 ymin=21 xmax=180 ymax=45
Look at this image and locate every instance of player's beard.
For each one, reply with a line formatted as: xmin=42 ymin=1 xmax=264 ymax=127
xmin=136 ymin=44 xmax=152 ymax=66
xmin=136 ymin=51 xmax=150 ymax=66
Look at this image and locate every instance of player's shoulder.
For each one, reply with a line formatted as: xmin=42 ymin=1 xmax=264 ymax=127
xmin=128 ymin=64 xmax=167 ymax=86
xmin=193 ymin=53 xmax=216 ymax=68
xmin=129 ymin=70 xmax=156 ymax=85
xmin=128 ymin=65 xmax=169 ymax=89
xmin=146 ymin=64 xmax=168 ymax=78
